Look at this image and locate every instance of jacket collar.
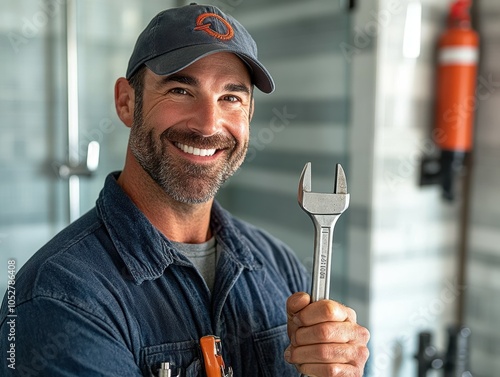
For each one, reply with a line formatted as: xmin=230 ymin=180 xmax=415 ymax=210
xmin=96 ymin=172 xmax=260 ymax=285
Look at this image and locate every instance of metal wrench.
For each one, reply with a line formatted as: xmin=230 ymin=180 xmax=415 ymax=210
xmin=298 ymin=162 xmax=350 ymax=302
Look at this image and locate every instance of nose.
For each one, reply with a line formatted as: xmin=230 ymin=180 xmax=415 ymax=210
xmin=186 ymin=98 xmax=223 ymax=137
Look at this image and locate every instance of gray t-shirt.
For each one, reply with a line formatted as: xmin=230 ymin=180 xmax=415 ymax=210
xmin=171 ymin=237 xmax=218 ymax=294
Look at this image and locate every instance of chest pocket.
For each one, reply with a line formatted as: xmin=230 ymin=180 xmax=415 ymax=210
xmin=253 ymin=324 xmax=299 ymax=377
xmin=141 ymin=340 xmax=202 ymax=377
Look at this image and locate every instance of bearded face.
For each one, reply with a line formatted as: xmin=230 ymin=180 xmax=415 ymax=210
xmin=126 ymin=53 xmax=253 ymax=205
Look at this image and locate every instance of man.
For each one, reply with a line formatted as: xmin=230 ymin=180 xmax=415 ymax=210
xmin=0 ymin=4 xmax=369 ymax=376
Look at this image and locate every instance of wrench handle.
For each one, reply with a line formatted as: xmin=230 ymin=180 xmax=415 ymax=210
xmin=310 ymin=215 xmax=340 ymax=302
xmin=301 ymin=215 xmax=340 ymax=377
xmin=302 ymin=220 xmax=335 ymax=377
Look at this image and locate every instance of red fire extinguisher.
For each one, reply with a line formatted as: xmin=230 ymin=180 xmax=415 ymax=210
xmin=433 ymin=0 xmax=479 ymax=200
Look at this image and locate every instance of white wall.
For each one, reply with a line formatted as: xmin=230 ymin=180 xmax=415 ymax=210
xmin=348 ymin=0 xmax=482 ymax=375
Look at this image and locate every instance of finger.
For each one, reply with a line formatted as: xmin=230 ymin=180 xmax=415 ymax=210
xmin=294 ymin=321 xmax=370 ymax=346
xmin=296 ymin=363 xmax=363 ymax=377
xmin=285 ymin=343 xmax=370 ymax=367
xmin=294 ymin=300 xmax=357 ymax=327
xmin=286 ymin=292 xmax=311 ymax=317
xmin=287 ymin=292 xmax=311 ymax=342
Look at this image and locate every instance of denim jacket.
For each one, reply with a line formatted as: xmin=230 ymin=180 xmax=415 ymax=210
xmin=0 ymin=173 xmax=309 ymax=376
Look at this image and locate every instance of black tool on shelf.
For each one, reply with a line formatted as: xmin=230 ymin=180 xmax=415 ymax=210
xmin=415 ymin=326 xmax=472 ymax=377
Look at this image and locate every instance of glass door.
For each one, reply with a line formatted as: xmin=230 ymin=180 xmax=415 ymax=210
xmin=1 ymin=1 xmax=68 ymax=294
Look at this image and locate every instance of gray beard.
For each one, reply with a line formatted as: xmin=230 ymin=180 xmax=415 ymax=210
xmin=129 ymin=114 xmax=247 ymax=204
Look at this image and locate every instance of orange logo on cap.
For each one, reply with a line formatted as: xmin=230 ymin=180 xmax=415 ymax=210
xmin=194 ymin=13 xmax=234 ymax=41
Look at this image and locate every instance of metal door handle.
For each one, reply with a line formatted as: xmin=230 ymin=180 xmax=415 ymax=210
xmin=58 ymin=141 xmax=100 ymax=179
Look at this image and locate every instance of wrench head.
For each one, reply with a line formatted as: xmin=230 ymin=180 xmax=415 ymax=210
xmin=298 ymin=162 xmax=350 ymax=215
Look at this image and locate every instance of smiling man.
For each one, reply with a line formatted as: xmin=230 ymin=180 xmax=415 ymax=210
xmin=0 ymin=4 xmax=369 ymax=376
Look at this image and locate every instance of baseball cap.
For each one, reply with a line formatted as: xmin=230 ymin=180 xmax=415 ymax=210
xmin=126 ymin=3 xmax=275 ymax=93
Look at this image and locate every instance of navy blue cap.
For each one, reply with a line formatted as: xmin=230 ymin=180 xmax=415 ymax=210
xmin=126 ymin=3 xmax=275 ymax=93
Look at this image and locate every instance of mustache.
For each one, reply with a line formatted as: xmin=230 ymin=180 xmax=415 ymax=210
xmin=160 ymin=128 xmax=237 ymax=150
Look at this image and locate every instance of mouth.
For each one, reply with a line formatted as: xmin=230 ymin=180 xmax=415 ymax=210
xmin=174 ymin=142 xmax=217 ymax=157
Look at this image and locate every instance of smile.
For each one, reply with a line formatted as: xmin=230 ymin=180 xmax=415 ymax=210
xmin=175 ymin=142 xmax=217 ymax=157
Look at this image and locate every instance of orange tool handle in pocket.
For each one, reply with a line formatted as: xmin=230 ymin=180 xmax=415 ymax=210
xmin=200 ymin=335 xmax=226 ymax=377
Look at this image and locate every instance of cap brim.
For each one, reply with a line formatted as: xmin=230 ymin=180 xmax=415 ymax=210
xmin=144 ymin=44 xmax=275 ymax=94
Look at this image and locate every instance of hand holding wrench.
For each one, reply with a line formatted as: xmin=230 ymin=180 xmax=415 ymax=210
xmin=297 ymin=162 xmax=349 ymax=302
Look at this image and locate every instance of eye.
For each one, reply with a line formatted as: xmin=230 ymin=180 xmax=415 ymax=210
xmin=169 ymin=88 xmax=189 ymax=95
xmin=222 ymin=95 xmax=240 ymax=103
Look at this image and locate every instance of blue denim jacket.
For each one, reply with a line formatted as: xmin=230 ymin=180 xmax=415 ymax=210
xmin=0 ymin=173 xmax=309 ymax=376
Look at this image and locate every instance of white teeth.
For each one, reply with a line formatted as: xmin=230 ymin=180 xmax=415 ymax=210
xmin=175 ymin=142 xmax=216 ymax=157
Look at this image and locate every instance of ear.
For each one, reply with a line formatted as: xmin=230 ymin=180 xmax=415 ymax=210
xmin=249 ymin=97 xmax=255 ymax=122
xmin=114 ymin=77 xmax=135 ymax=128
